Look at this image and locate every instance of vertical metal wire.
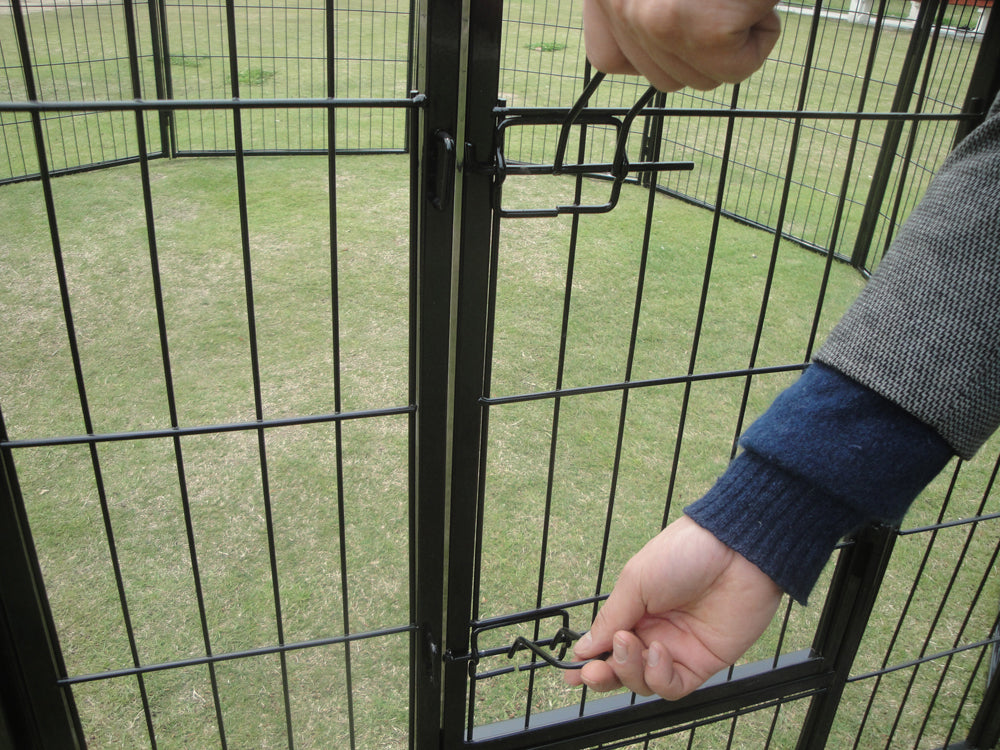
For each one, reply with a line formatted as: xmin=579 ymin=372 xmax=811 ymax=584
xmin=590 ymin=106 xmax=663 ymax=607
xmin=221 ymin=1 xmax=293 ymax=746
xmin=117 ymin=0 xmax=178 ymax=744
xmin=850 ymin=0 xmax=944 ymax=270
xmin=730 ymin=0 xmax=827 ymax=451
xmin=660 ymin=82 xmax=743 ymax=528
xmin=804 ymin=0 xmax=891 ymax=359
xmin=9 ymin=0 xmax=159 ymax=744
xmin=524 ymin=97 xmax=594 ymax=726
xmin=325 ymin=2 xmax=357 ymax=743
xmin=865 ymin=0 xmax=952 ymax=274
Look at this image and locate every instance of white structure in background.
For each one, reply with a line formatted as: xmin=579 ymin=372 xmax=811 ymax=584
xmin=840 ymin=0 xmax=992 ymax=34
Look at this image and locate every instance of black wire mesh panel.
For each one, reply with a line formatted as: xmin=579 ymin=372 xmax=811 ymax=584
xmin=497 ymin=0 xmax=986 ymax=274
xmin=0 ymin=97 xmax=419 ymax=746
xmin=162 ymin=0 xmax=413 ymax=155
xmin=451 ymin=3 xmax=1000 ymax=747
xmin=0 ymin=0 xmax=164 ymax=179
xmin=0 ymin=0 xmax=413 ymax=183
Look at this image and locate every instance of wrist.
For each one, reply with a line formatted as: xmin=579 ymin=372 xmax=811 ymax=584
xmin=685 ymin=449 xmax=865 ymax=604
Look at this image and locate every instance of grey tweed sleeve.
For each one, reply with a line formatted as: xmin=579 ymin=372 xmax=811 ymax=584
xmin=816 ymin=95 xmax=1000 ymax=459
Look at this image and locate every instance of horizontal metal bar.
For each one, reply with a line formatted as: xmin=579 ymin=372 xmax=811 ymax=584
xmin=0 ymin=147 xmax=409 ymax=187
xmin=502 ymin=161 xmax=693 ymax=176
xmin=469 ymin=649 xmax=827 ymax=749
xmin=481 ymin=363 xmax=808 ymax=406
xmin=177 ymin=148 xmax=410 ymax=158
xmin=0 ymin=95 xmax=426 ymax=114
xmin=495 ymin=106 xmax=978 ymax=123
xmin=1 ymin=404 xmax=415 ymax=449
xmin=469 ymin=598 xmax=608 ymax=634
xmin=847 ymin=633 xmax=1000 ymax=684
xmin=482 ymin=688 xmax=830 ymax=750
xmin=58 ymin=623 xmax=417 ymax=685
xmin=898 ymin=508 xmax=1000 ymax=536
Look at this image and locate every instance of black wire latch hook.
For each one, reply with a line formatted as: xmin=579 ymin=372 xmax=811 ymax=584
xmin=506 ymin=627 xmax=611 ymax=670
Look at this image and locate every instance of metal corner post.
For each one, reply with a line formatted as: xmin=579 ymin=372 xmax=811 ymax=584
xmin=410 ymin=0 xmax=470 ymax=747
xmin=439 ymin=0 xmax=504 ymax=745
xmin=952 ymin=6 xmax=1000 ymax=148
xmin=795 ymin=524 xmax=898 ymax=749
xmin=849 ymin=0 xmax=943 ymax=270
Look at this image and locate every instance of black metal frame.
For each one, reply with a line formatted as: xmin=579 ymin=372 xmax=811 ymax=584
xmin=431 ymin=2 xmax=1000 ymax=747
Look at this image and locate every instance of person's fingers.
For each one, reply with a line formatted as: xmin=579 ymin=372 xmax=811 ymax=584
xmin=640 ymin=51 xmax=715 ymax=91
xmin=642 ymin=641 xmax=709 ymax=700
xmin=582 ymin=0 xmax=638 ymax=76
xmin=584 ymin=0 xmax=692 ymax=90
xmin=607 ymin=631 xmax=655 ymax=696
xmin=708 ymin=12 xmax=782 ymax=84
xmin=573 ymin=574 xmax=646 ymax=660
xmin=571 ymin=654 xmax=621 ymax=692
xmin=584 ymin=0 xmax=782 ymax=91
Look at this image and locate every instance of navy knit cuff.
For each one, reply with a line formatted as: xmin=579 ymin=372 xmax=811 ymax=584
xmin=685 ymin=450 xmax=867 ymax=605
xmin=684 ymin=363 xmax=954 ymax=605
xmin=741 ymin=362 xmax=953 ymax=523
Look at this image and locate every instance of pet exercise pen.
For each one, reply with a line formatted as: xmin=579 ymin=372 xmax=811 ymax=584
xmin=2 ymin=0 xmax=1000 ymax=747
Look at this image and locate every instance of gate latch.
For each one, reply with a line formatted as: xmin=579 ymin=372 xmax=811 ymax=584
xmin=494 ymin=71 xmax=695 ymax=217
xmin=449 ymin=607 xmax=611 ymax=677
xmin=428 ymin=129 xmax=456 ymax=211
xmin=507 ymin=627 xmax=610 ymax=670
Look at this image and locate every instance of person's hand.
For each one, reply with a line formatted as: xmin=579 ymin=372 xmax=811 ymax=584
xmin=583 ymin=0 xmax=782 ymax=91
xmin=564 ymin=515 xmax=783 ymax=700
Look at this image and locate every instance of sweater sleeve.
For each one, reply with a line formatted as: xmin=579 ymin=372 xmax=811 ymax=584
xmin=685 ymin=362 xmax=953 ymax=604
xmin=815 ymin=93 xmax=1000 ymax=459
xmin=686 ymin=94 xmax=1000 ymax=603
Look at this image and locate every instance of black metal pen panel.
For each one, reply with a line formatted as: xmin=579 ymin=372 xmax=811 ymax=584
xmin=445 ymin=3 xmax=1000 ymax=749
xmin=0 ymin=0 xmax=414 ymax=183
xmin=0 ymin=89 xmax=422 ymax=747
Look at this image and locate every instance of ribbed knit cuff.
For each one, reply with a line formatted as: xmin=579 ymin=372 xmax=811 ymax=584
xmin=685 ymin=450 xmax=868 ymax=605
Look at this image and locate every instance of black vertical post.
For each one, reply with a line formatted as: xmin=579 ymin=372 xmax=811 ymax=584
xmin=951 ymin=6 xmax=1000 ymax=148
xmin=849 ymin=0 xmax=942 ymax=270
xmin=410 ymin=0 xmax=466 ymax=747
xmin=795 ymin=524 xmax=898 ymax=749
xmin=146 ymin=0 xmax=176 ymax=157
xmin=439 ymin=0 xmax=503 ymax=745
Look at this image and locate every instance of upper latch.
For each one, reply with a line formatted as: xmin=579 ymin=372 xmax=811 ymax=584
xmin=494 ymin=71 xmax=695 ymax=217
